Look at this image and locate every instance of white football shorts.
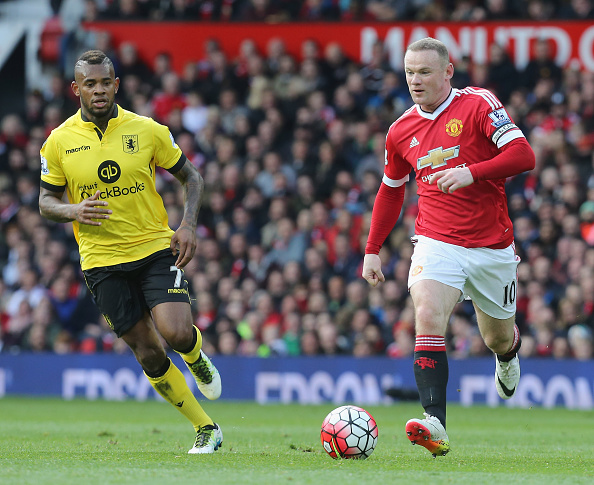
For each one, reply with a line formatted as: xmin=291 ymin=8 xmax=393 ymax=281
xmin=408 ymin=235 xmax=520 ymax=319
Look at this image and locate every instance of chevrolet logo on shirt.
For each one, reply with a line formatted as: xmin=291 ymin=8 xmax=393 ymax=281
xmin=417 ymin=146 xmax=460 ymax=170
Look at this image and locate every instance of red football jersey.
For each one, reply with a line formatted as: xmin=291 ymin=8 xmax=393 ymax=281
xmin=384 ymin=87 xmax=526 ymax=248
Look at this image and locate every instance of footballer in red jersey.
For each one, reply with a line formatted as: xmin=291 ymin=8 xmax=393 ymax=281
xmin=362 ymin=38 xmax=535 ymax=458
xmin=384 ymin=86 xmax=528 ymax=249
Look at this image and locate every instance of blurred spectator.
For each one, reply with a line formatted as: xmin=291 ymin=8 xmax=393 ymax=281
xmin=300 ymin=329 xmax=321 ymax=355
xmin=0 ymin=114 xmax=28 ymax=171
xmin=524 ymin=0 xmax=556 ymax=20
xmin=360 ymin=41 xmax=391 ymax=97
xmin=5 ymin=267 xmax=47 ymax=315
xmin=522 ymin=38 xmax=563 ymax=90
xmin=298 ymin=0 xmax=340 ymax=20
xmin=100 ymin=0 xmax=150 ymax=20
xmin=160 ymin=0 xmax=200 ymax=20
xmin=151 ymin=72 xmax=187 ymax=123
xmin=579 ymin=200 xmax=594 ymax=245
xmin=486 ymin=43 xmax=520 ymax=104
xmin=568 ymin=324 xmax=594 ymax=360
xmin=117 ymin=41 xmax=152 ymax=83
xmin=557 ymin=0 xmax=594 ymax=18
xmin=483 ymin=0 xmax=519 ymax=19
xmin=264 ymin=37 xmax=286 ymax=76
xmin=239 ymin=0 xmax=289 ymax=22
xmin=366 ymin=0 xmax=420 ymax=20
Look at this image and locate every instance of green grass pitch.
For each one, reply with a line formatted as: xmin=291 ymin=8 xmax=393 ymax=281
xmin=0 ymin=397 xmax=592 ymax=485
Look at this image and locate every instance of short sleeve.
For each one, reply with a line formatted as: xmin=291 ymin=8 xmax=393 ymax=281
xmin=476 ymin=92 xmax=524 ymax=149
xmin=383 ymin=125 xmax=411 ymax=188
xmin=152 ymin=120 xmax=183 ymax=170
xmin=40 ymin=135 xmax=66 ymax=190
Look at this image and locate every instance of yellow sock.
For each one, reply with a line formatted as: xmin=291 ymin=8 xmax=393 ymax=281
xmin=176 ymin=325 xmax=203 ymax=364
xmin=145 ymin=358 xmax=213 ymax=432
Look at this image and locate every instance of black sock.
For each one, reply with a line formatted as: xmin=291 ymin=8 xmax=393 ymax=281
xmin=177 ymin=326 xmax=198 ymax=355
xmin=413 ymin=335 xmax=448 ymax=428
xmin=143 ymin=357 xmax=171 ymax=378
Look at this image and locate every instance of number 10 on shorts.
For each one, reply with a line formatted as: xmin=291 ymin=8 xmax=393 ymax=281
xmin=503 ymin=280 xmax=516 ymax=307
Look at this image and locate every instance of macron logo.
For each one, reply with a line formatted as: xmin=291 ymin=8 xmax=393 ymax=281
xmin=410 ymin=137 xmax=419 ymax=148
xmin=66 ymin=145 xmax=91 ymax=155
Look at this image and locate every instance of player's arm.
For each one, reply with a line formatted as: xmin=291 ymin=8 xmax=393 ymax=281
xmin=169 ymin=158 xmax=205 ymax=269
xmin=39 ymin=187 xmax=111 ymax=225
xmin=466 ymin=138 xmax=535 ymax=182
xmin=431 ymin=94 xmax=535 ymax=194
xmin=430 ymin=139 xmax=535 ymax=194
xmin=362 ymin=182 xmax=406 ymax=287
xmin=362 ymin=127 xmax=408 ymax=287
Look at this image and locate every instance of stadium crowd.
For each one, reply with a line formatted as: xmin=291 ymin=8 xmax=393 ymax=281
xmin=53 ymin=0 xmax=594 ymax=23
xmin=0 ymin=7 xmax=593 ymax=360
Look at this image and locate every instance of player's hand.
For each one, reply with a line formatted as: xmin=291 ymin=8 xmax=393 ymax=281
xmin=430 ymin=167 xmax=474 ymax=194
xmin=74 ymin=190 xmax=111 ymax=226
xmin=170 ymin=224 xmax=196 ymax=269
xmin=362 ymin=253 xmax=385 ymax=287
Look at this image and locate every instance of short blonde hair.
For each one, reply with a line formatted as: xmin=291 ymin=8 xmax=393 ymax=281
xmin=406 ymin=38 xmax=450 ymax=68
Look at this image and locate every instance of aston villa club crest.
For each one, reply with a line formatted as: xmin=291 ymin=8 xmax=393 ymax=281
xmin=445 ymin=118 xmax=463 ymax=137
xmin=122 ymin=135 xmax=139 ymax=153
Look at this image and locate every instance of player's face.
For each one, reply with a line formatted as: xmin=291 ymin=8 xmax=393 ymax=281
xmin=72 ymin=62 xmax=120 ymax=121
xmin=404 ymin=49 xmax=453 ymax=112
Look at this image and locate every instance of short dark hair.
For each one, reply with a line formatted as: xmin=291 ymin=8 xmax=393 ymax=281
xmin=74 ymin=50 xmax=114 ymax=75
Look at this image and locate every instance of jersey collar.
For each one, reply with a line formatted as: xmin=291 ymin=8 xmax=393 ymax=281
xmin=76 ymin=104 xmax=121 ymax=128
xmin=415 ymin=88 xmax=458 ymax=120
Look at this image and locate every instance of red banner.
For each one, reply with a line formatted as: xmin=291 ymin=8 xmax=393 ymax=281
xmin=84 ymin=21 xmax=594 ymax=73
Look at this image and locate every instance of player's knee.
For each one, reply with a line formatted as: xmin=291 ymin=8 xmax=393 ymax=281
xmin=414 ymin=305 xmax=446 ymax=335
xmin=134 ymin=345 xmax=168 ymax=374
xmin=163 ymin=324 xmax=194 ymax=352
xmin=483 ymin=333 xmax=511 ymax=354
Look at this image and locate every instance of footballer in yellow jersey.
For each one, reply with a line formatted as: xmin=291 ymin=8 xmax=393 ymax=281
xmin=39 ymin=50 xmax=222 ymax=454
xmin=40 ymin=103 xmax=183 ymax=270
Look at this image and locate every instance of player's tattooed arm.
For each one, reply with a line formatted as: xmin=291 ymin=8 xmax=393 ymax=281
xmin=172 ymin=160 xmax=204 ymax=230
xmin=170 ymin=159 xmax=204 ymax=268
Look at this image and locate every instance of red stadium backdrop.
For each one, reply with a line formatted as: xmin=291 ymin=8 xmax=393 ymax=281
xmin=83 ymin=21 xmax=594 ymax=73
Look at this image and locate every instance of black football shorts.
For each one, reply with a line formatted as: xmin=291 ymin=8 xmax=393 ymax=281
xmin=83 ymin=249 xmax=191 ymax=337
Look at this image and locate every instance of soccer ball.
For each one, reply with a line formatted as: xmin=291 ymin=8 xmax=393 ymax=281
xmin=320 ymin=405 xmax=378 ymax=459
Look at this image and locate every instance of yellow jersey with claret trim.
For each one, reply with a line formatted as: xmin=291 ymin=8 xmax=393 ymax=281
xmin=40 ymin=105 xmax=184 ymax=270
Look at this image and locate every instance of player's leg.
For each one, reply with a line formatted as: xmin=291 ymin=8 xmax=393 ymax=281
xmin=120 ymin=312 xmax=212 ymax=427
xmin=151 ymin=301 xmax=221 ymax=400
xmin=403 ymin=236 xmax=467 ymax=457
xmin=465 ymin=244 xmax=521 ymax=400
xmin=405 ymin=279 xmax=459 ymax=457
xmin=145 ymin=256 xmax=222 ymax=401
xmin=141 ymin=253 xmax=222 ymax=453
xmin=124 ymin=309 xmax=222 ymax=454
xmin=474 ymin=305 xmax=521 ymax=399
xmin=84 ymin=263 xmax=221 ymax=453
xmin=474 ymin=305 xmax=518 ymax=354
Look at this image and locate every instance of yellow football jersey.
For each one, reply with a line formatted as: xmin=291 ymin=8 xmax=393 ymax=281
xmin=40 ymin=106 xmax=185 ymax=270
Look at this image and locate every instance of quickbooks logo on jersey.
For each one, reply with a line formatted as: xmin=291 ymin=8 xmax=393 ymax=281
xmin=98 ymin=160 xmax=121 ymax=183
xmin=78 ymin=160 xmax=145 ymax=200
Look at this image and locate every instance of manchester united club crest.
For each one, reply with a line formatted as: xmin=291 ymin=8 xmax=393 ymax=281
xmin=445 ymin=118 xmax=463 ymax=137
xmin=122 ymin=134 xmax=139 ymax=153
